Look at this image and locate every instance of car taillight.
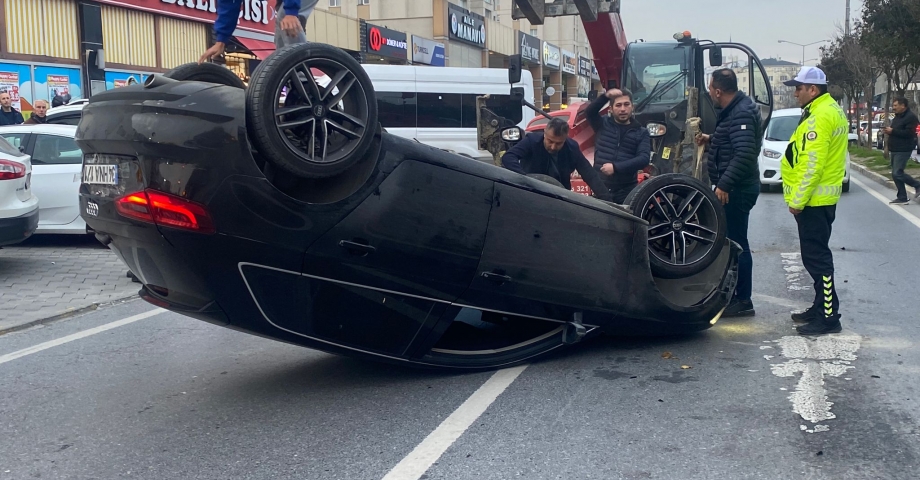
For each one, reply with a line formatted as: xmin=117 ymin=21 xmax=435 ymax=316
xmin=115 ymin=189 xmax=215 ymax=234
xmin=0 ymin=159 xmax=25 ymax=180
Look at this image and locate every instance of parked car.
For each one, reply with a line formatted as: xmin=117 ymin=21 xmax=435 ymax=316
xmin=75 ymin=44 xmax=740 ymax=370
xmin=45 ymin=103 xmax=85 ymax=126
xmin=0 ymin=125 xmax=86 ymax=234
xmin=0 ymin=134 xmax=38 ymax=246
xmin=859 ymin=120 xmax=883 ymax=148
xmin=758 ymin=108 xmax=850 ymax=193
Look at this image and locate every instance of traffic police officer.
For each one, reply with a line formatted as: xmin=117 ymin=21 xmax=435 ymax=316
xmin=781 ymin=66 xmax=849 ymax=335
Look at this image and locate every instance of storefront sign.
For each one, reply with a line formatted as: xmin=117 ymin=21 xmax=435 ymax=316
xmin=0 ymin=71 xmax=22 ymax=112
xmin=578 ymin=56 xmax=593 ymax=77
xmin=592 ymin=64 xmax=600 ymax=80
xmin=542 ymin=42 xmax=560 ymax=69
xmin=94 ymin=0 xmax=274 ymax=35
xmin=411 ymin=36 xmax=445 ymax=66
xmin=364 ymin=24 xmax=408 ymax=60
xmin=47 ymin=75 xmax=70 ymax=99
xmin=448 ymin=4 xmax=486 ymax=48
xmin=518 ymin=32 xmax=541 ymax=64
xmin=561 ymin=50 xmax=577 ymax=75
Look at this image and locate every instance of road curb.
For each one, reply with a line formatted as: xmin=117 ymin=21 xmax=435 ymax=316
xmin=849 ymin=161 xmax=896 ymax=191
xmin=0 ymin=293 xmax=140 ymax=336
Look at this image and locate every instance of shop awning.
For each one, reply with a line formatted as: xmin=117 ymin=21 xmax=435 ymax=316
xmin=235 ymin=36 xmax=275 ymax=60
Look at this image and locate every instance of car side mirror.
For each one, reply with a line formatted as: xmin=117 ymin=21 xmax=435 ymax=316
xmin=510 ymin=86 xmax=525 ymax=105
xmin=709 ymin=47 xmax=723 ymax=67
xmin=508 ymin=55 xmax=522 ymax=85
xmin=501 ymin=126 xmax=523 ymax=142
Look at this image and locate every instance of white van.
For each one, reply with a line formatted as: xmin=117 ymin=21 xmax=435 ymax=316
xmin=360 ymin=65 xmax=535 ymax=160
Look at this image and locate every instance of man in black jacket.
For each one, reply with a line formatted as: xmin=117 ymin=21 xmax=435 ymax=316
xmin=695 ymin=69 xmax=762 ymax=317
xmin=502 ymin=117 xmax=612 ymax=201
xmin=884 ymin=97 xmax=920 ymax=204
xmin=0 ymin=91 xmax=24 ymax=125
xmin=586 ymin=88 xmax=651 ymax=203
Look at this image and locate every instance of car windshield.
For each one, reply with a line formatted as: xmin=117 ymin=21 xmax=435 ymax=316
xmin=0 ymin=132 xmax=24 ymax=157
xmin=622 ymin=43 xmax=690 ymax=109
xmin=764 ymin=115 xmax=799 ymax=142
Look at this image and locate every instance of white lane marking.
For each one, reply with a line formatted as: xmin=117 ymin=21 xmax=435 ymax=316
xmin=752 ymin=293 xmax=809 ymax=310
xmin=382 ymin=365 xmax=528 ymax=480
xmin=852 ymin=176 xmax=920 ymax=230
xmin=781 ymin=253 xmax=810 ymax=291
xmin=0 ymin=309 xmax=165 ymax=366
xmin=767 ymin=334 xmax=861 ymax=433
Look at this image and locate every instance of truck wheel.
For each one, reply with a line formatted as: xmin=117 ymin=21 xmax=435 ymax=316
xmin=625 ymin=173 xmax=727 ymax=279
xmin=246 ymin=43 xmax=377 ymax=179
xmin=164 ymin=62 xmax=245 ymax=88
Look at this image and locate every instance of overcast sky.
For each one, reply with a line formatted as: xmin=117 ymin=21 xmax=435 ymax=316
xmin=619 ymin=0 xmax=864 ymax=65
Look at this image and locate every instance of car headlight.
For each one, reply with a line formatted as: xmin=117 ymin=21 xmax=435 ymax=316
xmin=647 ymin=123 xmax=667 ymax=137
xmin=762 ymin=149 xmax=782 ymax=159
xmin=501 ymin=127 xmax=523 ymax=142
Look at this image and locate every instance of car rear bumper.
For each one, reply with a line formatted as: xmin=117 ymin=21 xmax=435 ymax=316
xmin=0 ymin=207 xmax=39 ymax=246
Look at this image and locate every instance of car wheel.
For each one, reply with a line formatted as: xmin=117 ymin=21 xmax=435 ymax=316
xmin=526 ymin=173 xmax=565 ymax=188
xmin=164 ymin=62 xmax=245 ymax=88
xmin=625 ymin=173 xmax=727 ymax=279
xmin=246 ymin=43 xmax=378 ymax=179
xmin=842 ymin=179 xmax=850 ymax=193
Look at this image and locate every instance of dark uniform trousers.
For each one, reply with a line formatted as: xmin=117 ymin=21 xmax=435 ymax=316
xmin=794 ymin=205 xmax=839 ymax=318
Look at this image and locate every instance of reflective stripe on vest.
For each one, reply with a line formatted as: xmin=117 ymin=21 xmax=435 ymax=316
xmin=784 ymin=184 xmax=842 ymax=196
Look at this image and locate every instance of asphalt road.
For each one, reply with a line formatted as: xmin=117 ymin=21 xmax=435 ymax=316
xmin=1 ymin=171 xmax=918 ymax=480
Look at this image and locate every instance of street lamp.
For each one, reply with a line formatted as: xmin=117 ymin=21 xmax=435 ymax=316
xmin=778 ymin=39 xmax=828 ymax=66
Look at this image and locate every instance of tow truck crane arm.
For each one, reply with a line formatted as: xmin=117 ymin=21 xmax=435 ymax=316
xmin=511 ymin=0 xmax=627 ymax=88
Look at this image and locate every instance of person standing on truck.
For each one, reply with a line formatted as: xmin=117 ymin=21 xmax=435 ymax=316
xmin=781 ymin=66 xmax=848 ymax=336
xmin=883 ymin=96 xmax=920 ymax=204
xmin=199 ymin=0 xmax=318 ymax=64
xmin=585 ymin=88 xmax=651 ymax=203
xmin=502 ymin=117 xmax=612 ymax=201
xmin=694 ymin=69 xmax=762 ymax=318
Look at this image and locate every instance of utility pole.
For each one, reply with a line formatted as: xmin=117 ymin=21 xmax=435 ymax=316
xmin=845 ymin=0 xmax=851 ymax=36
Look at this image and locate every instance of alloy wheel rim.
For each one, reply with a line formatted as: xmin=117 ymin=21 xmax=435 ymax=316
xmin=642 ymin=185 xmax=719 ymax=267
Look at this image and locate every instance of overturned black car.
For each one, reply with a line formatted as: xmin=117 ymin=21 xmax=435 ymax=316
xmin=76 ymin=43 xmax=739 ymax=369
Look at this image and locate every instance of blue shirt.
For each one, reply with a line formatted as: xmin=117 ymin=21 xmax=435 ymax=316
xmin=214 ymin=0 xmax=302 ymax=43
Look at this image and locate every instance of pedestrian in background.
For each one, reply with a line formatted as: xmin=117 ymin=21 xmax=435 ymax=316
xmin=781 ymin=66 xmax=849 ymax=336
xmin=199 ymin=0 xmax=318 ymax=63
xmin=0 ymin=91 xmax=24 ymax=125
xmin=24 ymin=100 xmax=49 ymax=124
xmin=883 ymin=96 xmax=920 ymax=204
xmin=695 ymin=69 xmax=762 ymax=318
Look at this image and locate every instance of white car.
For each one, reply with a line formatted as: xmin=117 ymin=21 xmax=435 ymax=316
xmin=0 ymin=134 xmax=38 ymax=246
xmin=0 ymin=124 xmax=86 ymax=234
xmin=758 ymin=108 xmax=850 ymax=193
xmin=45 ymin=103 xmax=85 ymax=125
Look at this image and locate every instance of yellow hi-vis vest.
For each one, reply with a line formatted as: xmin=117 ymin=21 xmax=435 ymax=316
xmin=781 ymin=93 xmax=849 ymax=209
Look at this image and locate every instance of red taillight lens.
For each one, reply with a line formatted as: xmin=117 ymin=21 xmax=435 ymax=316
xmin=0 ymin=159 xmax=26 ymax=180
xmin=115 ymin=189 xmax=215 ymax=234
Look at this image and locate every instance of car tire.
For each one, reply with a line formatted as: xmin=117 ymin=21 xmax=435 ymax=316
xmin=246 ymin=43 xmax=378 ymax=179
xmin=842 ymin=179 xmax=850 ymax=193
xmin=164 ymin=62 xmax=245 ymax=89
xmin=526 ymin=173 xmax=565 ymax=189
xmin=625 ymin=173 xmax=727 ymax=279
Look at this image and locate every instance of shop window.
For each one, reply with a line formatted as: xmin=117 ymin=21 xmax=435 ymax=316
xmin=4 ymin=0 xmax=79 ymax=59
xmin=377 ymin=92 xmax=417 ymax=128
xmin=418 ymin=93 xmax=461 ymax=128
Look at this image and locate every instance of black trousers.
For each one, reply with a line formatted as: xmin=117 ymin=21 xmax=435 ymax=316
xmin=794 ymin=205 xmax=839 ymax=316
xmin=610 ymin=181 xmax=638 ymax=204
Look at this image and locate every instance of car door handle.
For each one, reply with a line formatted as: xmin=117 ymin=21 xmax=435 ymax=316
xmin=481 ymin=272 xmax=512 ymax=284
xmin=338 ymin=240 xmax=376 ymax=256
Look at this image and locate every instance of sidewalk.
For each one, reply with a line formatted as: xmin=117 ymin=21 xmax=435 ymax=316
xmin=849 ymin=147 xmax=920 ymax=199
xmin=0 ymin=235 xmax=140 ymax=334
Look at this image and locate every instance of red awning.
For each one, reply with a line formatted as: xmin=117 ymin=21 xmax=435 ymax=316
xmin=235 ymin=37 xmax=275 ymax=60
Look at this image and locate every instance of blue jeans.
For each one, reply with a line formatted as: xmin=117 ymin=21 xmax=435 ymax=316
xmin=274 ymin=4 xmax=313 ymax=48
xmin=723 ymin=184 xmax=759 ymax=300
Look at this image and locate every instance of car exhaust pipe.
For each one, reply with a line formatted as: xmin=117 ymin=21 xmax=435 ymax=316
xmin=144 ymin=74 xmax=178 ymax=89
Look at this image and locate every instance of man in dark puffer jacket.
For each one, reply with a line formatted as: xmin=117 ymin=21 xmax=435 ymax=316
xmin=696 ymin=69 xmax=762 ymax=318
xmin=586 ymin=88 xmax=651 ymax=203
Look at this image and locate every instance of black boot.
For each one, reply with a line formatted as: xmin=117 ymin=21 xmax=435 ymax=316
xmin=723 ymin=298 xmax=755 ymax=317
xmin=791 ymin=306 xmax=821 ymax=324
xmin=796 ymin=274 xmax=841 ymax=335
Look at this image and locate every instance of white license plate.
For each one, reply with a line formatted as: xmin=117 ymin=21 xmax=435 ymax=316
xmin=83 ymin=164 xmax=119 ymax=185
